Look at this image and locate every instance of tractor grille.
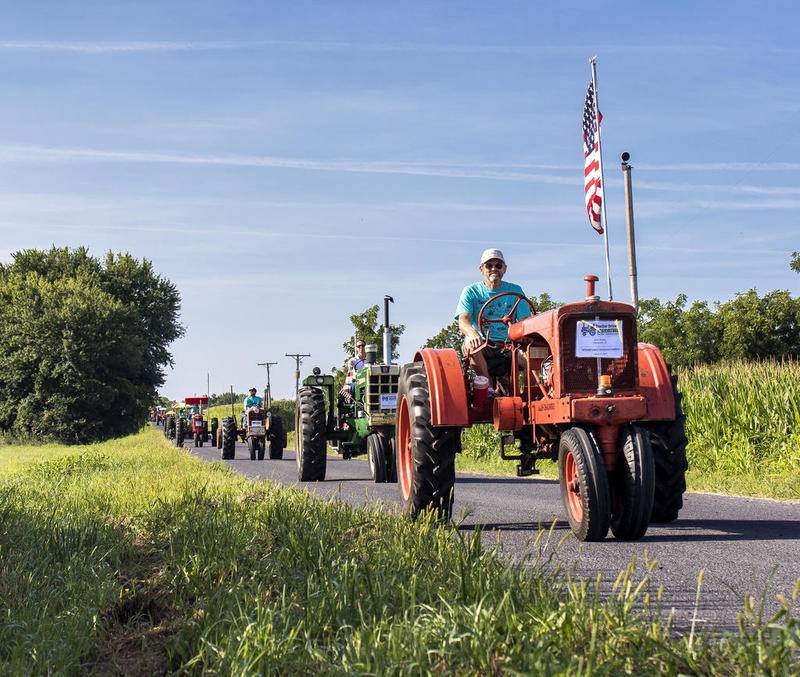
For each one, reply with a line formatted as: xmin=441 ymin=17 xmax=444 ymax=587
xmin=365 ymin=365 xmax=400 ymax=416
xmin=559 ymin=315 xmax=637 ymax=394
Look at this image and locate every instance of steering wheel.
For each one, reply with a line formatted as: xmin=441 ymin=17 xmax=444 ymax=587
xmin=471 ymin=291 xmax=536 ymax=355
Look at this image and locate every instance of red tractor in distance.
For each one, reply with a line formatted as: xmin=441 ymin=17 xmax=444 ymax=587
xmin=395 ymin=275 xmax=688 ymax=541
xmin=184 ymin=396 xmax=216 ymax=448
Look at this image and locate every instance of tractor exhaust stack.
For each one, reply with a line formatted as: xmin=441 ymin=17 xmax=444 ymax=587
xmin=383 ymin=295 xmax=394 ymax=364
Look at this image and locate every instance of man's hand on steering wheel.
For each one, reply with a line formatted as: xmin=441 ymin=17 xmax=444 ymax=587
xmin=464 ymin=330 xmax=484 ymax=352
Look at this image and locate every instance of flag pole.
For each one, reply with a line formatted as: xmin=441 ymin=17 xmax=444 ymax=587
xmin=589 ymin=56 xmax=613 ymax=300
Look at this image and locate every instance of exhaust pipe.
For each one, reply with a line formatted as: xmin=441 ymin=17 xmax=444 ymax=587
xmin=383 ymin=295 xmax=394 ymax=364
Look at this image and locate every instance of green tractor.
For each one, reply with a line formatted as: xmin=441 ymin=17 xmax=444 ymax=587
xmin=296 ymin=296 xmax=399 ymax=483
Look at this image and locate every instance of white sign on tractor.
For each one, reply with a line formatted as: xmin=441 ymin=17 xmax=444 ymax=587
xmin=576 ymin=319 xmax=623 ymax=358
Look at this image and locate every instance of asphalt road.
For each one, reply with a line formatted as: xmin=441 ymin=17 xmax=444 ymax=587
xmin=186 ymin=436 xmax=800 ymax=632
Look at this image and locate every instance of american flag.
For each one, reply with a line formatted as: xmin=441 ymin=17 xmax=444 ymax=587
xmin=583 ymin=81 xmax=604 ymax=234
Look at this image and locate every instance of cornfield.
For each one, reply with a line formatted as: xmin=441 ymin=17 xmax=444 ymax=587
xmin=679 ymin=360 xmax=800 ymax=475
xmin=462 ymin=360 xmax=800 ymax=479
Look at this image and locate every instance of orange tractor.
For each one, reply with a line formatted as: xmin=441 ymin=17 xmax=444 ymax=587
xmin=395 ymin=275 xmax=687 ymax=541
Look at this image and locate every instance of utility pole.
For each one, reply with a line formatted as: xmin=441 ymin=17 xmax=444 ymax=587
xmin=285 ymin=353 xmax=311 ymax=399
xmin=257 ymin=361 xmax=278 ymax=409
xmin=621 ymin=151 xmax=639 ymax=311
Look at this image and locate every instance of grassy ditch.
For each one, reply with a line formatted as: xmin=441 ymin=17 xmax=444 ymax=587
xmin=1 ymin=429 xmax=799 ymax=674
xmin=458 ymin=360 xmax=800 ymax=501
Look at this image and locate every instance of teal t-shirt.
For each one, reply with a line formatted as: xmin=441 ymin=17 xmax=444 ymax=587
xmin=455 ymin=280 xmax=532 ymax=342
xmin=244 ymin=395 xmax=263 ymax=409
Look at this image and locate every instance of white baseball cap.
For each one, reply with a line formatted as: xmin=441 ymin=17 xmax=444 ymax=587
xmin=480 ymin=248 xmax=506 ymax=265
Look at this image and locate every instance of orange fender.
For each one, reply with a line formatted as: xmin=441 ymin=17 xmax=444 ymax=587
xmin=414 ymin=348 xmax=470 ymax=427
xmin=637 ymin=343 xmax=676 ymax=421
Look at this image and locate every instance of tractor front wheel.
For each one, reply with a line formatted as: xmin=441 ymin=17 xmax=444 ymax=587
xmin=396 ymin=363 xmax=458 ymax=520
xmin=610 ymin=425 xmax=655 ymax=541
xmin=558 ymin=427 xmax=610 ymax=542
xmin=256 ymin=437 xmax=266 ymax=461
xmin=248 ymin=436 xmax=257 ymax=461
xmin=367 ymin=433 xmax=390 ymax=483
xmin=296 ymin=387 xmax=327 ymax=481
xmin=221 ymin=417 xmax=236 ymax=460
xmin=269 ymin=415 xmax=285 ymax=460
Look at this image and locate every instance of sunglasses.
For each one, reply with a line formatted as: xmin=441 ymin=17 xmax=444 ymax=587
xmin=483 ymin=262 xmax=505 ymax=270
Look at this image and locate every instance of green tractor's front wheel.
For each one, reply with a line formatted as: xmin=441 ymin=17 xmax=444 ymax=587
xmin=368 ymin=433 xmax=396 ymax=483
xmin=296 ymin=386 xmax=327 ymax=481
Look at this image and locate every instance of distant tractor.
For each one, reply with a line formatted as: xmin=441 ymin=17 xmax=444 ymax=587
xmin=395 ymin=275 xmax=687 ymax=542
xmin=169 ymin=398 xmax=217 ymax=448
xmin=215 ymin=386 xmax=287 ymax=461
xmin=296 ymin=296 xmax=399 ymax=483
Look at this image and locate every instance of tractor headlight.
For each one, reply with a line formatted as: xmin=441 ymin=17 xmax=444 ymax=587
xmin=316 ymin=376 xmax=325 ymax=385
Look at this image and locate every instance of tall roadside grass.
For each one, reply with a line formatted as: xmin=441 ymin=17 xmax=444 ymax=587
xmin=1 ymin=429 xmax=798 ymax=673
xmin=457 ymin=360 xmax=800 ymax=499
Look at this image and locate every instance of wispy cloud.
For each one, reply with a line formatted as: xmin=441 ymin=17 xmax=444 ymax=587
xmin=1 ymin=145 xmax=797 ymax=197
xmin=0 ymin=38 xmax=789 ymax=56
xmin=0 ymin=144 xmax=580 ymax=186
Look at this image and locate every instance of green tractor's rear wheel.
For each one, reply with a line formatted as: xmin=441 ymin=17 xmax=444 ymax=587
xmin=175 ymin=418 xmax=185 ymax=447
xmin=644 ymin=369 xmax=688 ymax=523
xmin=296 ymin=386 xmax=327 ymax=481
xmin=610 ymin=425 xmax=655 ymax=541
xmin=269 ymin=415 xmax=285 ymax=460
xmin=396 ymin=363 xmax=458 ymax=520
xmin=221 ymin=416 xmax=236 ymax=460
xmin=558 ymin=427 xmax=610 ymax=542
xmin=368 ymin=433 xmax=394 ymax=483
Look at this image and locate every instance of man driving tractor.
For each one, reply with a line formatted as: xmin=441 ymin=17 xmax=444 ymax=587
xmin=456 ymin=248 xmax=532 ymax=389
xmin=242 ymin=387 xmax=263 ymax=427
xmin=339 ymin=338 xmax=367 ymax=402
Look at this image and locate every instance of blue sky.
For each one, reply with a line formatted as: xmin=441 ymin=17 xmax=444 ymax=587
xmin=0 ymin=1 xmax=797 ymax=399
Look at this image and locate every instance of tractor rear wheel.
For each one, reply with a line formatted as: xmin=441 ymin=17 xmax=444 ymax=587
xmin=210 ymin=418 xmax=219 ymax=446
xmin=558 ymin=427 xmax=610 ymax=542
xmin=221 ymin=416 xmax=236 ymax=460
xmin=296 ymin=387 xmax=327 ymax=481
xmin=644 ymin=371 xmax=688 ymax=523
xmin=396 ymin=363 xmax=458 ymax=520
xmin=175 ymin=419 xmax=185 ymax=447
xmin=367 ymin=433 xmax=390 ymax=483
xmin=269 ymin=415 xmax=285 ymax=460
xmin=610 ymin=425 xmax=655 ymax=541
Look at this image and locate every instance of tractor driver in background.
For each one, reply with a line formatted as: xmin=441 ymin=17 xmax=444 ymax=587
xmin=339 ymin=339 xmax=367 ymax=403
xmin=456 ymin=248 xmax=532 ymax=390
xmin=242 ymin=387 xmax=263 ymax=428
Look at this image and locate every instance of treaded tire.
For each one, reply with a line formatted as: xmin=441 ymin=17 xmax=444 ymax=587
xmin=296 ymin=387 xmax=327 ymax=481
xmin=368 ymin=433 xmax=389 ymax=483
xmin=558 ymin=427 xmax=610 ymax=542
xmin=221 ymin=416 xmax=236 ymax=460
xmin=645 ymin=370 xmax=689 ymax=523
xmin=396 ymin=363 xmax=458 ymax=520
xmin=610 ymin=425 xmax=655 ymax=541
xmin=269 ymin=415 xmax=285 ymax=460
xmin=387 ymin=434 xmax=397 ymax=483
xmin=175 ymin=419 xmax=185 ymax=447
xmin=256 ymin=437 xmax=266 ymax=461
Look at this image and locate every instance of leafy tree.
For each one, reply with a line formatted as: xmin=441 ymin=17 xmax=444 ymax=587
xmin=340 ymin=305 xmax=405 ymax=362
xmin=638 ymin=295 xmax=720 ymax=366
xmin=0 ymin=247 xmax=183 ymax=443
xmin=791 ymin=251 xmax=799 ymax=273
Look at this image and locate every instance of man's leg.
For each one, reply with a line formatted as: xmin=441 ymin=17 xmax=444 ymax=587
xmin=462 ymin=337 xmax=490 ymax=380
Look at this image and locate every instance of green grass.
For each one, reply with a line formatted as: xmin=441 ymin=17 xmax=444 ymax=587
xmin=458 ymin=360 xmax=800 ymax=501
xmin=1 ymin=429 xmax=799 ymax=674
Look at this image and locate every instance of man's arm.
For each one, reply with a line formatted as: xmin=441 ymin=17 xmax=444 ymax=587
xmin=458 ymin=312 xmax=483 ymax=351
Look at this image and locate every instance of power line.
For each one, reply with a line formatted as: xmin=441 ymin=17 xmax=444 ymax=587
xmin=285 ymin=353 xmax=311 ymax=399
